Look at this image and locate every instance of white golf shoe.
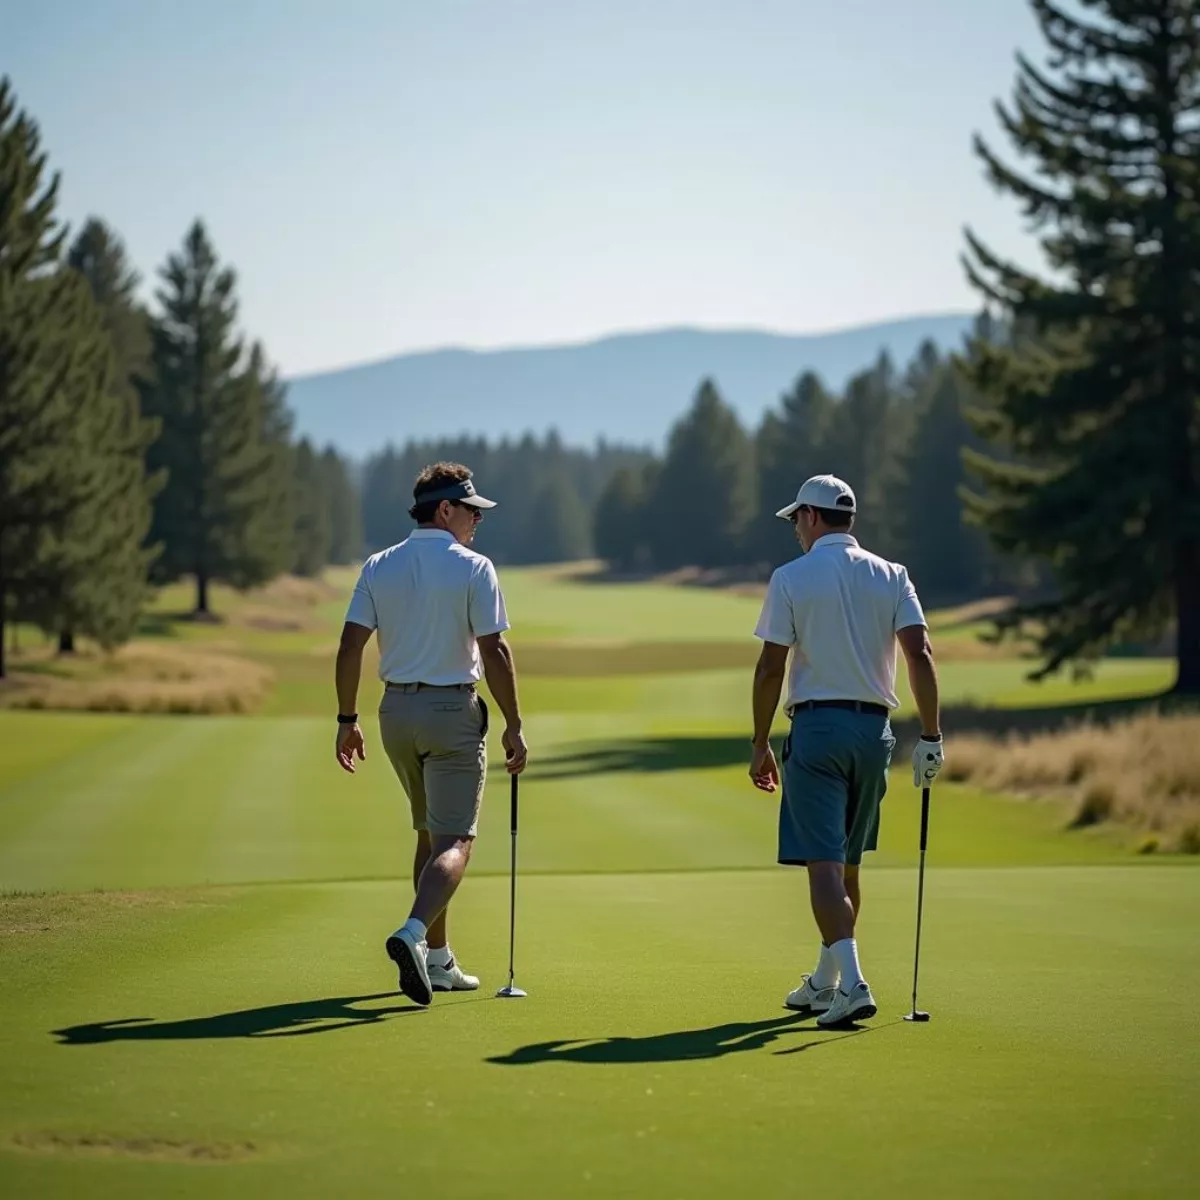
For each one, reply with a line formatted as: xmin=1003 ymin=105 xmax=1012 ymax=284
xmin=817 ymin=980 xmax=878 ymax=1027
xmin=428 ymin=952 xmax=480 ymax=992
xmin=784 ymin=975 xmax=837 ymax=1013
xmin=385 ymin=927 xmax=432 ymax=1007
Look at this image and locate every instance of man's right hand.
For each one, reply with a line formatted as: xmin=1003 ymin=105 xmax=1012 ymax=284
xmin=912 ymin=736 xmax=944 ymax=788
xmin=502 ymin=725 xmax=528 ymax=775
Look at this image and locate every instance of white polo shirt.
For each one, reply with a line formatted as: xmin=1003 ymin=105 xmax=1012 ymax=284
xmin=754 ymin=534 xmax=926 ymax=713
xmin=345 ymin=530 xmax=510 ymax=686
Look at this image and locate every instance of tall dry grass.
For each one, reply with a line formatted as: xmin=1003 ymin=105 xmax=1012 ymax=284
xmin=945 ymin=712 xmax=1200 ymax=853
xmin=0 ymin=643 xmax=274 ymax=715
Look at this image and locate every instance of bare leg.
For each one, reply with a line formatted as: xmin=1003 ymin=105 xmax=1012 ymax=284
xmin=844 ymin=864 xmax=861 ymax=923
xmin=410 ymin=833 xmax=473 ymax=934
xmin=412 ymin=833 xmax=448 ymax=949
xmin=807 ymin=861 xmax=856 ymax=946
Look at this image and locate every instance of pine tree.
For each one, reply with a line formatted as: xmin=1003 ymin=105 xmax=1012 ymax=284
xmin=897 ymin=362 xmax=991 ymax=603
xmin=321 ymin=446 xmax=363 ymax=564
xmin=650 ymin=380 xmax=755 ymax=569
xmin=963 ymin=0 xmax=1200 ymax=689
xmin=594 ymin=464 xmax=654 ymax=570
xmin=292 ymin=438 xmax=332 ymax=576
xmin=528 ymin=473 xmax=591 ymax=563
xmin=0 ymin=79 xmax=76 ymax=678
xmin=142 ymin=222 xmax=289 ymax=614
xmin=754 ymin=371 xmax=837 ymax=565
xmin=67 ymin=217 xmax=150 ymax=386
xmin=53 ymin=218 xmax=160 ymax=654
xmin=244 ymin=342 xmax=295 ymax=580
xmin=822 ymin=354 xmax=905 ymax=554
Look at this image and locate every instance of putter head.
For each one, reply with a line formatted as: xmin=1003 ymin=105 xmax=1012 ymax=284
xmin=496 ymin=985 xmax=527 ymax=999
xmin=904 ymin=1010 xmax=931 ymax=1022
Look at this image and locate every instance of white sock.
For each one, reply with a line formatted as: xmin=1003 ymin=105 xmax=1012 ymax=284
xmin=427 ymin=945 xmax=452 ymax=967
xmin=830 ymin=938 xmax=865 ymax=991
xmin=810 ymin=943 xmax=839 ymax=990
xmin=402 ymin=917 xmax=427 ymax=943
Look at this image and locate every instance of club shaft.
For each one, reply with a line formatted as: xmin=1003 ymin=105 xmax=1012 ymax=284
xmin=507 ymin=774 xmax=519 ymax=985
xmin=910 ymin=787 xmax=930 ymax=1014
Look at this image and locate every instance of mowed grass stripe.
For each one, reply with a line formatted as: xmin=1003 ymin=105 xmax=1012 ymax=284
xmin=0 ymin=720 xmax=232 ymax=893
xmin=63 ymin=720 xmax=270 ymax=892
xmin=0 ymin=716 xmax=1138 ymax=894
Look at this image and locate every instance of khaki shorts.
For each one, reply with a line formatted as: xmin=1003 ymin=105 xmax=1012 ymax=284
xmin=378 ymin=684 xmax=488 ymax=838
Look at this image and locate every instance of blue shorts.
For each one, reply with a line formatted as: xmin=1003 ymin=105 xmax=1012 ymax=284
xmin=779 ymin=708 xmax=896 ymax=866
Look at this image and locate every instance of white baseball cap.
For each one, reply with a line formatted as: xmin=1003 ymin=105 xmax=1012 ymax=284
xmin=775 ymin=474 xmax=857 ymax=521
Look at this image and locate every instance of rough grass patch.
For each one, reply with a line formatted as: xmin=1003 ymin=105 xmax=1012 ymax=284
xmin=947 ymin=713 xmax=1200 ymax=850
xmin=0 ymin=642 xmax=274 ymax=715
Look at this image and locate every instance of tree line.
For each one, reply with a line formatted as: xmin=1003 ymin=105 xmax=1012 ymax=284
xmin=0 ymin=78 xmax=362 ymax=677
xmin=589 ymin=329 xmax=1026 ymax=605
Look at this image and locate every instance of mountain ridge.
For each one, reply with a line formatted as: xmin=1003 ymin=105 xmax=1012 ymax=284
xmin=284 ymin=312 xmax=977 ymax=457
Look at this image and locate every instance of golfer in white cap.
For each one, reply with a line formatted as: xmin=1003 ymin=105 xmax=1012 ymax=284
xmin=335 ymin=462 xmax=528 ymax=1007
xmin=749 ymin=474 xmax=945 ymax=1026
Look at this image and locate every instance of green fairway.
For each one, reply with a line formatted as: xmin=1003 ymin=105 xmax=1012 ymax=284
xmin=0 ymin=565 xmax=1194 ymax=1196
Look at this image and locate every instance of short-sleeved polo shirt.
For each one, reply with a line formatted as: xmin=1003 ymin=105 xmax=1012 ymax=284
xmin=345 ymin=530 xmax=509 ymax=686
xmin=754 ymin=534 xmax=926 ymax=713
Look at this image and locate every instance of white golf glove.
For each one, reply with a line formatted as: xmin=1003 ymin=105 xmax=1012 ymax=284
xmin=912 ymin=736 xmax=944 ymax=788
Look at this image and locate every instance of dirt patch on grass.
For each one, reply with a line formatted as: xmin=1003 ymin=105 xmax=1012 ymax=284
xmin=0 ymin=643 xmax=274 ymax=715
xmin=945 ymin=712 xmax=1200 ymax=853
xmin=11 ymin=1130 xmax=262 ymax=1163
xmin=0 ymin=888 xmax=231 ymax=937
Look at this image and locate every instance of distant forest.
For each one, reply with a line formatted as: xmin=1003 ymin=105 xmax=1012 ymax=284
xmin=361 ymin=320 xmax=1021 ymax=608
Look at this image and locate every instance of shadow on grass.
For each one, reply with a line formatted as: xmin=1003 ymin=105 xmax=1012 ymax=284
xmin=486 ymin=1012 xmax=876 ymax=1066
xmin=532 ymin=693 xmax=1188 ymax=781
xmin=53 ymin=992 xmax=420 ymax=1044
xmin=533 ymin=737 xmax=750 ymax=779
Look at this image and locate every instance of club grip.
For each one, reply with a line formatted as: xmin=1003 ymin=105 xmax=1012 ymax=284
xmin=919 ymin=786 xmax=930 ymax=853
xmin=510 ymin=773 xmax=519 ymax=835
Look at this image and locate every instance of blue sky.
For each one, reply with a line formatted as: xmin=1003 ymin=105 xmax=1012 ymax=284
xmin=5 ymin=0 xmax=1043 ymax=376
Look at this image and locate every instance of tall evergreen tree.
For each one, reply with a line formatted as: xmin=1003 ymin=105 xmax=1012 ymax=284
xmin=897 ymin=362 xmax=991 ymax=603
xmin=963 ymin=0 xmax=1200 ymax=689
xmin=650 ymin=380 xmax=755 ymax=569
xmin=244 ymin=341 xmax=296 ymax=580
xmin=321 ymin=446 xmax=363 ymax=564
xmin=822 ymin=354 xmax=905 ymax=554
xmin=527 ymin=473 xmax=591 ymax=563
xmin=0 ymin=79 xmax=76 ymax=678
xmin=67 ymin=217 xmax=150 ymax=386
xmin=754 ymin=371 xmax=837 ymax=565
xmin=55 ymin=218 xmax=160 ymax=653
xmin=292 ymin=438 xmax=332 ymax=576
xmin=142 ymin=222 xmax=290 ymax=614
xmin=594 ymin=464 xmax=654 ymax=570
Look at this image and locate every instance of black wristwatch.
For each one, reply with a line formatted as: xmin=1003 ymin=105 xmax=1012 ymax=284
xmin=337 ymin=713 xmax=359 ymax=725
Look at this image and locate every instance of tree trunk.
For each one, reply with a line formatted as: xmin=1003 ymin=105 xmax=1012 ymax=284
xmin=195 ymin=573 xmax=209 ymax=616
xmin=1174 ymin=536 xmax=1200 ymax=695
xmin=58 ymin=629 xmax=76 ymax=655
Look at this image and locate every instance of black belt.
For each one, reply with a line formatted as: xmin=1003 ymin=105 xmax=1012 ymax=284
xmin=796 ymin=699 xmax=889 ymax=717
xmin=384 ymin=681 xmax=475 ymax=692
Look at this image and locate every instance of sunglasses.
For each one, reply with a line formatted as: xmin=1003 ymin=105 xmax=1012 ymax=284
xmin=450 ymin=501 xmax=484 ymax=522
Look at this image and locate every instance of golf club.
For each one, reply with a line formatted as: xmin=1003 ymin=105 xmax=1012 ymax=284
xmin=904 ymin=785 xmax=932 ymax=1023
xmin=496 ymin=772 xmax=526 ymax=998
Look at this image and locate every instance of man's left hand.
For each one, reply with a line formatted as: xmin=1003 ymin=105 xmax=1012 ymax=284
xmin=336 ymin=723 xmax=367 ymax=774
xmin=749 ymin=743 xmax=780 ymax=793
